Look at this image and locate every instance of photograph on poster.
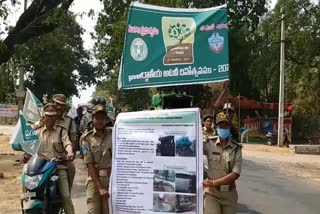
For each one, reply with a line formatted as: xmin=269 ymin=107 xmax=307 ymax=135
xmin=175 ymin=171 xmax=196 ymax=193
xmin=175 ymin=136 xmax=196 ymax=157
xmin=154 ymin=170 xmax=176 ymax=192
xmin=153 ymin=193 xmax=176 ymax=213
xmin=175 ymin=195 xmax=197 ymax=213
xmin=157 ymin=135 xmax=176 ymax=156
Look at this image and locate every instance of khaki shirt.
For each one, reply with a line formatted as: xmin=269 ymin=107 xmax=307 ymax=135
xmin=56 ymin=114 xmax=77 ymax=147
xmin=80 ymin=113 xmax=92 ymax=133
xmin=203 ymin=127 xmax=215 ymax=142
xmin=82 ymin=127 xmax=112 ymax=179
xmin=203 ymin=137 xmax=242 ymax=180
xmin=35 ymin=124 xmax=72 ymax=168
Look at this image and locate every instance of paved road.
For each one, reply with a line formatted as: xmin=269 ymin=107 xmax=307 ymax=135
xmin=72 ymin=158 xmax=87 ymax=214
xmin=72 ymin=154 xmax=320 ymax=214
xmin=237 ymin=156 xmax=320 ymax=214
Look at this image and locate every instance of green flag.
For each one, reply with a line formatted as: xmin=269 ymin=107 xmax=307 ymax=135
xmin=9 ymin=113 xmax=40 ymax=156
xmin=23 ymin=88 xmax=43 ymax=124
xmin=119 ymin=3 xmax=229 ymax=89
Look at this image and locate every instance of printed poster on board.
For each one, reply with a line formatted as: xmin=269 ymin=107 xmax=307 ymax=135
xmin=110 ymin=108 xmax=203 ymax=214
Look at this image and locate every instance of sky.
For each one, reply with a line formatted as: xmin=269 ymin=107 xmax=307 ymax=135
xmin=4 ymin=0 xmax=318 ymax=107
xmin=69 ymin=0 xmax=103 ymax=107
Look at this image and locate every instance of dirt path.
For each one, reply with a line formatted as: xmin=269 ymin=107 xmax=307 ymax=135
xmin=0 ymin=134 xmax=23 ymax=214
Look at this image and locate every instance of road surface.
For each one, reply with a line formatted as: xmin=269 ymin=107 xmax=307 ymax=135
xmin=72 ymin=151 xmax=320 ymax=214
xmin=237 ymin=154 xmax=320 ymax=214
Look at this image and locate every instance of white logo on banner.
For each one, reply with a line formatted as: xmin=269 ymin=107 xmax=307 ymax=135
xmin=130 ymin=38 xmax=148 ymax=61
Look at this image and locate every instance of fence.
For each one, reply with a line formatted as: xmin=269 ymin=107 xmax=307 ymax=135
xmin=0 ymin=104 xmax=18 ymax=125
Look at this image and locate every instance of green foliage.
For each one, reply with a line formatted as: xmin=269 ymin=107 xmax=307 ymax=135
xmin=10 ymin=13 xmax=95 ymax=100
xmin=0 ymin=0 xmax=75 ymax=65
xmin=95 ymin=67 xmax=151 ymax=111
xmin=0 ymin=62 xmax=16 ymax=103
xmin=249 ymin=0 xmax=320 ymax=139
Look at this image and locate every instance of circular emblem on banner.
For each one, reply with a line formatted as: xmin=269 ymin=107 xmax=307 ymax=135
xmin=130 ymin=38 xmax=148 ymax=61
xmin=208 ymin=33 xmax=224 ymax=54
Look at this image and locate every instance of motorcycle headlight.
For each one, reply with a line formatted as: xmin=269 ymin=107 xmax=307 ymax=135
xmin=25 ymin=174 xmax=43 ymax=190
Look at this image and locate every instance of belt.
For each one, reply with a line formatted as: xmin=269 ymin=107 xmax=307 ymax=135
xmin=208 ymin=177 xmax=236 ymax=192
xmin=213 ymin=185 xmax=236 ymax=192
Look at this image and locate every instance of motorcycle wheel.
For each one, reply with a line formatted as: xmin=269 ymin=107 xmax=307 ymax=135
xmin=267 ymin=140 xmax=273 ymax=146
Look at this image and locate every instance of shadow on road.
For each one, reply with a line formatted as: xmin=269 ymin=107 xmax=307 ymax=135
xmin=237 ymin=203 xmax=261 ymax=214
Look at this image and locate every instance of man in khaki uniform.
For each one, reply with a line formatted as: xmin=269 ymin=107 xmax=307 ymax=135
xmin=52 ymin=94 xmax=76 ymax=190
xmin=82 ymin=104 xmax=112 ymax=214
xmin=35 ymin=103 xmax=75 ymax=214
xmin=203 ymin=114 xmax=215 ymax=179
xmin=203 ymin=112 xmax=242 ymax=214
xmin=203 ymin=114 xmax=215 ymax=139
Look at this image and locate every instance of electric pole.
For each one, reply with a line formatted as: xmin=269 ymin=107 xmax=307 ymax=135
xmin=277 ymin=8 xmax=285 ymax=147
xmin=16 ymin=0 xmax=28 ymax=111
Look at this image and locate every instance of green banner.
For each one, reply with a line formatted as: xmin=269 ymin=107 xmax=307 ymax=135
xmin=119 ymin=3 xmax=229 ymax=89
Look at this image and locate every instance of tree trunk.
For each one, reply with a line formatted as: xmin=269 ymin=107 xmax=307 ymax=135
xmin=0 ymin=0 xmax=74 ymax=65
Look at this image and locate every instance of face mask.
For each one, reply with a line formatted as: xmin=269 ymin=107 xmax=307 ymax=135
xmin=217 ymin=128 xmax=231 ymax=139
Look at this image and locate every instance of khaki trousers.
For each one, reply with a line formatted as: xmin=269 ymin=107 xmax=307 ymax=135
xmin=86 ymin=177 xmax=110 ymax=214
xmin=56 ymin=169 xmax=75 ymax=214
xmin=66 ymin=161 xmax=76 ymax=191
xmin=204 ymin=188 xmax=238 ymax=214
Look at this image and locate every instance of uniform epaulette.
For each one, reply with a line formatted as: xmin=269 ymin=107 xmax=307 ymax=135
xmin=105 ymin=127 xmax=113 ymax=132
xmin=208 ymin=135 xmax=218 ymax=140
xmin=230 ymin=140 xmax=242 ymax=148
xmin=56 ymin=124 xmax=67 ymax=130
xmin=82 ymin=130 xmax=94 ymax=140
xmin=34 ymin=124 xmax=43 ymax=130
xmin=64 ymin=114 xmax=73 ymax=120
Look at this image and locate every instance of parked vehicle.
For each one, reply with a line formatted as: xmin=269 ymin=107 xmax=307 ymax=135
xmin=266 ymin=131 xmax=290 ymax=147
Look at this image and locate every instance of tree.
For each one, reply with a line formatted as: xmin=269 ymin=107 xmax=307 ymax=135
xmin=250 ymin=0 xmax=320 ymax=139
xmin=10 ymin=15 xmax=96 ymax=100
xmin=0 ymin=0 xmax=75 ymax=65
xmin=94 ymin=66 xmax=151 ymax=111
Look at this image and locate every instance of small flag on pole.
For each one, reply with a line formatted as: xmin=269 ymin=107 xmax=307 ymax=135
xmin=9 ymin=112 xmax=40 ymax=156
xmin=23 ymin=88 xmax=43 ymax=124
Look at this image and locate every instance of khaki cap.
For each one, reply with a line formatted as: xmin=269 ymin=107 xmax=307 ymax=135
xmin=43 ymin=103 xmax=57 ymax=116
xmin=216 ymin=112 xmax=231 ymax=125
xmin=92 ymin=104 xmax=107 ymax=115
xmin=52 ymin=94 xmax=66 ymax=105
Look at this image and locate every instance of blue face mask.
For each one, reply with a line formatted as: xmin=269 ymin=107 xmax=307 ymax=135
xmin=217 ymin=128 xmax=231 ymax=139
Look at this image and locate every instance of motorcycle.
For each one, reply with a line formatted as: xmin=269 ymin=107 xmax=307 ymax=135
xmin=21 ymin=156 xmax=67 ymax=214
xmin=266 ymin=132 xmax=290 ymax=147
